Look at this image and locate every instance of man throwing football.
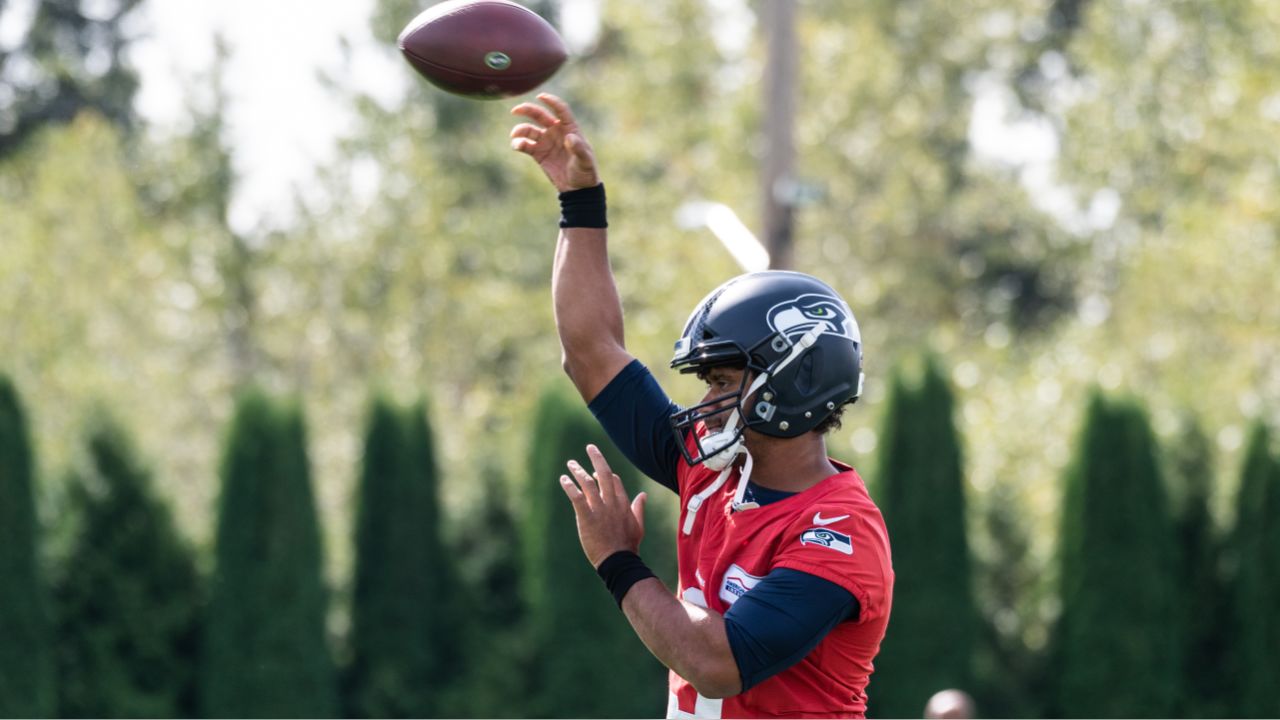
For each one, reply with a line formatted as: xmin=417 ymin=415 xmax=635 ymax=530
xmin=510 ymin=94 xmax=894 ymax=719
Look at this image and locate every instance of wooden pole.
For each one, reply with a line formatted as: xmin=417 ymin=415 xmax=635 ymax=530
xmin=762 ymin=0 xmax=797 ymax=270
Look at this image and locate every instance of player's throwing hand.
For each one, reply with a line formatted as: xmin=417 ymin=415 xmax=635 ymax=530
xmin=560 ymin=444 xmax=648 ymax=568
xmin=509 ymin=93 xmax=600 ymax=192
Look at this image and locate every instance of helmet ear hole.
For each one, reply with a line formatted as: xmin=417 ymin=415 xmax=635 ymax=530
xmin=794 ymin=349 xmax=821 ymax=396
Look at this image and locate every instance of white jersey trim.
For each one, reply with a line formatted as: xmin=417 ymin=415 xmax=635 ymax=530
xmin=667 ymin=690 xmax=723 ymax=719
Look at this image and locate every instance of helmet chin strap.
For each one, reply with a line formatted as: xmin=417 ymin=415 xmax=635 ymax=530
xmin=682 ymin=325 xmax=827 ymax=534
xmin=730 ymin=451 xmax=758 ymax=511
xmin=679 ymin=444 xmax=757 ymax=537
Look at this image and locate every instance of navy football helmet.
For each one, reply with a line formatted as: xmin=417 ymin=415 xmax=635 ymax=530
xmin=669 ymin=271 xmax=864 ymax=468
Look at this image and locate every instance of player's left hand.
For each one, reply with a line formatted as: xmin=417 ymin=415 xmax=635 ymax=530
xmin=560 ymin=444 xmax=647 ymax=568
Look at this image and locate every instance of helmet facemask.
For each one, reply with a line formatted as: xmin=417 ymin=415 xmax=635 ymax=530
xmin=668 ymin=329 xmax=811 ymax=469
xmin=669 ymin=362 xmax=756 ymax=470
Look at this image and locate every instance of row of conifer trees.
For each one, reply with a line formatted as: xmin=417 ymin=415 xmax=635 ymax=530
xmin=869 ymin=360 xmax=1280 ymax=718
xmin=0 ymin=376 xmax=670 ymax=719
xmin=1 ymin=362 xmax=1278 ymax=718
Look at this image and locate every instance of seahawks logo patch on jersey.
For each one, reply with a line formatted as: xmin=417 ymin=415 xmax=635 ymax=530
xmin=767 ymin=293 xmax=860 ymax=344
xmin=800 ymin=527 xmax=854 ymax=555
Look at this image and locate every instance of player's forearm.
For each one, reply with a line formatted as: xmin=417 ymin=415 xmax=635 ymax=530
xmin=552 ymin=226 xmax=628 ymax=390
xmin=620 ymin=577 xmax=743 ymax=699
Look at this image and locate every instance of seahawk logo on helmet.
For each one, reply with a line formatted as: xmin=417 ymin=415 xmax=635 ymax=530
xmin=766 ymin=294 xmax=861 ymax=345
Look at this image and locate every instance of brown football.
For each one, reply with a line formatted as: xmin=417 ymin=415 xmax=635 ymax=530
xmin=397 ymin=0 xmax=568 ymax=99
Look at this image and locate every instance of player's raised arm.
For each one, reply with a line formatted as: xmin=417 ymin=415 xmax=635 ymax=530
xmin=510 ymin=93 xmax=634 ymax=403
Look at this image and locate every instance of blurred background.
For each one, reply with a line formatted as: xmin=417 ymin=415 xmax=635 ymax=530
xmin=2 ymin=0 xmax=1279 ymax=717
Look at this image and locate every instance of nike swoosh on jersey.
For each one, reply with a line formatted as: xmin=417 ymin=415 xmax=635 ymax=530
xmin=812 ymin=512 xmax=850 ymax=526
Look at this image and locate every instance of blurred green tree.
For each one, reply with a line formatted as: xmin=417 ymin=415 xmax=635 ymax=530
xmin=202 ymin=391 xmax=336 ymax=718
xmin=1053 ymin=393 xmax=1180 ymax=717
xmin=450 ymin=459 xmax=529 ymax=718
xmin=969 ymin=479 xmax=1050 ymax=719
xmin=1165 ymin=416 xmax=1228 ymax=717
xmin=0 ymin=376 xmax=54 ymax=717
xmin=1224 ymin=421 xmax=1280 ymax=717
xmin=345 ymin=396 xmax=460 ymax=718
xmin=798 ymin=1 xmax=1082 ymax=346
xmin=53 ymin=416 xmax=202 ymax=718
xmin=1025 ymin=0 xmax=1280 ymax=449
xmin=0 ymin=0 xmax=145 ymax=158
xmin=522 ymin=382 xmax=669 ymax=718
xmin=0 ymin=117 xmax=220 ymax=524
xmin=870 ymin=357 xmax=976 ymax=718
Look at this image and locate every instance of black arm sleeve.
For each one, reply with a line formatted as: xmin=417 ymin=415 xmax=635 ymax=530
xmin=723 ymin=568 xmax=860 ymax=692
xmin=587 ymin=359 xmax=682 ymax=493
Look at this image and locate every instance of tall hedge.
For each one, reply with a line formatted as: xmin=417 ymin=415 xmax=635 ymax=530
xmin=54 ymin=418 xmax=202 ymax=718
xmin=202 ymin=391 xmax=336 ymax=718
xmin=869 ymin=358 xmax=976 ymax=718
xmin=451 ymin=459 xmax=528 ymax=718
xmin=0 ymin=376 xmax=54 ymax=717
xmin=1053 ymin=393 xmax=1180 ymax=717
xmin=1166 ymin=417 xmax=1227 ymax=717
xmin=1226 ymin=421 xmax=1280 ymax=717
xmin=345 ymin=397 xmax=460 ymax=718
xmin=523 ymin=383 xmax=670 ymax=718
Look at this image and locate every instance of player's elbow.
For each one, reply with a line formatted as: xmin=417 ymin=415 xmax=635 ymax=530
xmin=559 ymin=343 xmax=597 ymax=383
xmin=690 ymin=678 xmax=741 ymax=700
xmin=687 ymin=664 xmax=743 ymax=700
xmin=559 ymin=351 xmax=575 ymax=379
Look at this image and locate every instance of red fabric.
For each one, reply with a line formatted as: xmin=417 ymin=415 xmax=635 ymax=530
xmin=668 ymin=434 xmax=894 ymax=719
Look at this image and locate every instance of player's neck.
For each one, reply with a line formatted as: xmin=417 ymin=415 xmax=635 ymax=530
xmin=743 ymin=432 xmax=840 ymax=494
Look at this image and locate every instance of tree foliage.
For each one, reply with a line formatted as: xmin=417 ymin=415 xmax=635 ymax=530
xmin=522 ymin=382 xmax=669 ymax=718
xmin=0 ymin=114 xmax=238 ymax=546
xmin=53 ymin=417 xmax=202 ymax=718
xmin=448 ymin=458 xmax=529 ymax=718
xmin=1225 ymin=422 xmax=1280 ymax=717
xmin=0 ymin=0 xmax=144 ymax=158
xmin=1166 ymin=417 xmax=1228 ymax=717
xmin=0 ymin=376 xmax=54 ymax=717
xmin=870 ymin=357 xmax=976 ymax=718
xmin=345 ymin=396 xmax=459 ymax=718
xmin=1053 ymin=392 xmax=1179 ymax=717
xmin=202 ymin=391 xmax=336 ymax=718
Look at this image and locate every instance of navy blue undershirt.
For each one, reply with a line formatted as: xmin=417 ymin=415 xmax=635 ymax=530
xmin=587 ymin=359 xmax=860 ymax=691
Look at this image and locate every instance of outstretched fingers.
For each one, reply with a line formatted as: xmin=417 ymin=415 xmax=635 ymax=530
xmin=631 ymin=492 xmax=647 ymax=536
xmin=559 ymin=474 xmax=586 ymax=509
xmin=509 ymin=122 xmax=545 ymax=141
xmin=510 ymin=101 xmax=559 ymax=128
xmin=537 ymin=93 xmax=579 ymax=126
xmin=586 ymin=444 xmax=626 ymax=504
xmin=509 ymin=122 xmax=546 ymax=154
xmin=567 ymin=459 xmax=604 ymax=508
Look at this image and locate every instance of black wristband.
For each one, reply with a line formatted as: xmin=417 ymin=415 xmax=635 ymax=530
xmin=559 ymin=183 xmax=608 ymax=228
xmin=596 ymin=550 xmax=656 ymax=607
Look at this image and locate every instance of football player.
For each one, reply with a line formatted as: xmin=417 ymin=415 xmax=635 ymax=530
xmin=511 ymin=93 xmax=894 ymax=719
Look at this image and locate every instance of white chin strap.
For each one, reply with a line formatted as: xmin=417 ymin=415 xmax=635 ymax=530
xmin=681 ymin=326 xmax=826 ymax=535
xmin=680 ymin=443 xmax=760 ymax=536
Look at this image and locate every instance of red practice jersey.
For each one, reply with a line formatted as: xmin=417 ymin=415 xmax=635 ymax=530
xmin=666 ymin=437 xmax=894 ymax=719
